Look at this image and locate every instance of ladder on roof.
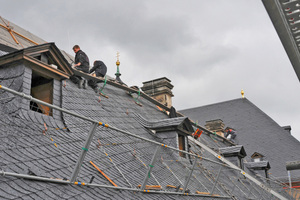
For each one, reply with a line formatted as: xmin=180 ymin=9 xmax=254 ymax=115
xmin=188 ymin=136 xmax=288 ymax=200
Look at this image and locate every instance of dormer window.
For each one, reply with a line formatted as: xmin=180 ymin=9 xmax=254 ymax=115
xmin=0 ymin=43 xmax=73 ymax=117
xmin=251 ymin=152 xmax=265 ymax=162
xmin=30 ymin=71 xmax=53 ymax=116
xmin=133 ymin=113 xmax=194 ymax=159
xmin=245 ymin=154 xmax=271 ymax=179
xmin=32 ymin=52 xmax=62 ymax=71
xmin=254 ymin=158 xmax=261 ymax=162
xmin=219 ymin=145 xmax=247 ymax=169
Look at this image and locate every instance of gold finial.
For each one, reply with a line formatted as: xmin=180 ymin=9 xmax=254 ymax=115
xmin=241 ymin=89 xmax=245 ymax=98
xmin=116 ymin=51 xmax=120 ymax=66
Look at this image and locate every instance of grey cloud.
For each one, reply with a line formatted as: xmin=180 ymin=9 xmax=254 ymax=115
xmin=1 ymin=0 xmax=300 ymax=141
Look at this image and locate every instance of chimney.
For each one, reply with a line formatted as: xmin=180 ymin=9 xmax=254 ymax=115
xmin=282 ymin=125 xmax=291 ymax=134
xmin=141 ymin=77 xmax=174 ymax=108
xmin=205 ymin=119 xmax=225 ymax=137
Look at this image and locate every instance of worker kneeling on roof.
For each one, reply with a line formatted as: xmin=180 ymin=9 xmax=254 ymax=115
xmin=88 ymin=60 xmax=107 ymax=93
xmin=224 ymin=127 xmax=236 ymax=142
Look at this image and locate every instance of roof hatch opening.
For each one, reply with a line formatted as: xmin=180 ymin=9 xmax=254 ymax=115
xmin=30 ymin=70 xmax=53 ymax=116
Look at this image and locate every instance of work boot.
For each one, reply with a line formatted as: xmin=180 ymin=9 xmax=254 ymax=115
xmin=83 ymin=79 xmax=88 ymax=89
xmin=78 ymin=80 xmax=84 ymax=89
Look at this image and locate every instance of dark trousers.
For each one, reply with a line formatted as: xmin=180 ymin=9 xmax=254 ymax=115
xmin=70 ymin=75 xmax=83 ymax=84
xmin=71 ymin=65 xmax=89 ymax=84
xmin=88 ymin=74 xmax=104 ymax=89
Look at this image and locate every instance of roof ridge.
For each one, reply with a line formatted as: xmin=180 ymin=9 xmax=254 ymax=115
xmin=180 ymin=97 xmax=287 ymax=131
xmin=180 ymin=98 xmax=246 ymax=112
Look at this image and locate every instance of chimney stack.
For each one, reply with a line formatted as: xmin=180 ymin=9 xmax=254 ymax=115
xmin=141 ymin=77 xmax=174 ymax=108
xmin=282 ymin=125 xmax=291 ymax=134
xmin=205 ymin=119 xmax=225 ymax=137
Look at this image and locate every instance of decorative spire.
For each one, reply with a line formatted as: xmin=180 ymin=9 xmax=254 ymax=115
xmin=241 ymin=89 xmax=245 ymax=98
xmin=116 ymin=51 xmax=120 ymax=66
xmin=115 ymin=51 xmax=124 ymax=84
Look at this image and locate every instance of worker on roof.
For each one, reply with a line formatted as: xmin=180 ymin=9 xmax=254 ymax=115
xmin=90 ymin=60 xmax=107 ymax=78
xmin=224 ymin=127 xmax=236 ymax=142
xmin=88 ymin=60 xmax=107 ymax=93
xmin=70 ymin=45 xmax=90 ymax=89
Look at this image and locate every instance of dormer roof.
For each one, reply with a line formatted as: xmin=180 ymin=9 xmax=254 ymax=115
xmin=133 ymin=113 xmax=194 ymax=134
xmin=219 ymin=145 xmax=247 ymax=158
xmin=0 ymin=42 xmax=73 ymax=80
xmin=251 ymin=152 xmax=265 ymax=159
xmin=245 ymin=161 xmax=271 ymax=170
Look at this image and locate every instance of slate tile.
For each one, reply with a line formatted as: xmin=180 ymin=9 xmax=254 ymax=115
xmin=0 ymin=182 xmax=22 ymax=198
xmin=0 ymin=61 xmax=288 ymax=199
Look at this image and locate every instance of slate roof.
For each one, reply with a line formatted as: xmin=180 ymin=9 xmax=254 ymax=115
xmin=245 ymin=161 xmax=271 ymax=170
xmin=179 ymin=98 xmax=300 ymax=182
xmin=0 ymin=47 xmax=293 ymax=199
xmin=0 ymin=17 xmax=46 ymax=50
xmin=0 ymin=75 xmax=230 ymax=199
xmin=0 ymin=17 xmax=295 ymax=199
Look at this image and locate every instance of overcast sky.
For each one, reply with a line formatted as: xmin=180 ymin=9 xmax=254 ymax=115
xmin=1 ymin=0 xmax=300 ymax=141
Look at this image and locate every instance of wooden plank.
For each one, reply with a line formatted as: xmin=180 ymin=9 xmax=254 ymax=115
xmin=90 ymin=161 xmax=118 ymax=187
xmin=196 ymin=191 xmax=220 ymax=196
xmin=137 ymin=185 xmax=162 ymax=190
xmin=166 ymin=185 xmax=183 ymax=191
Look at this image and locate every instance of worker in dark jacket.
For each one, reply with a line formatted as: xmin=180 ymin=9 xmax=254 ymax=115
xmin=71 ymin=45 xmax=90 ymax=89
xmin=89 ymin=60 xmax=107 ymax=77
xmin=88 ymin=60 xmax=107 ymax=93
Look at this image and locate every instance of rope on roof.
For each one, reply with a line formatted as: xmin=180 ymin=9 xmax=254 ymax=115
xmin=98 ymin=76 xmax=109 ymax=98
xmin=132 ymin=148 xmax=161 ymax=186
xmin=127 ymin=87 xmax=142 ymax=106
xmin=97 ymin=139 xmax=133 ymax=188
xmin=42 ymin=123 xmax=73 ymax=173
xmin=193 ymin=174 xmax=210 ymax=193
xmin=161 ymin=157 xmax=184 ymax=186
xmin=193 ymin=162 xmax=228 ymax=196
xmin=189 ymin=137 xmax=289 ymax=200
